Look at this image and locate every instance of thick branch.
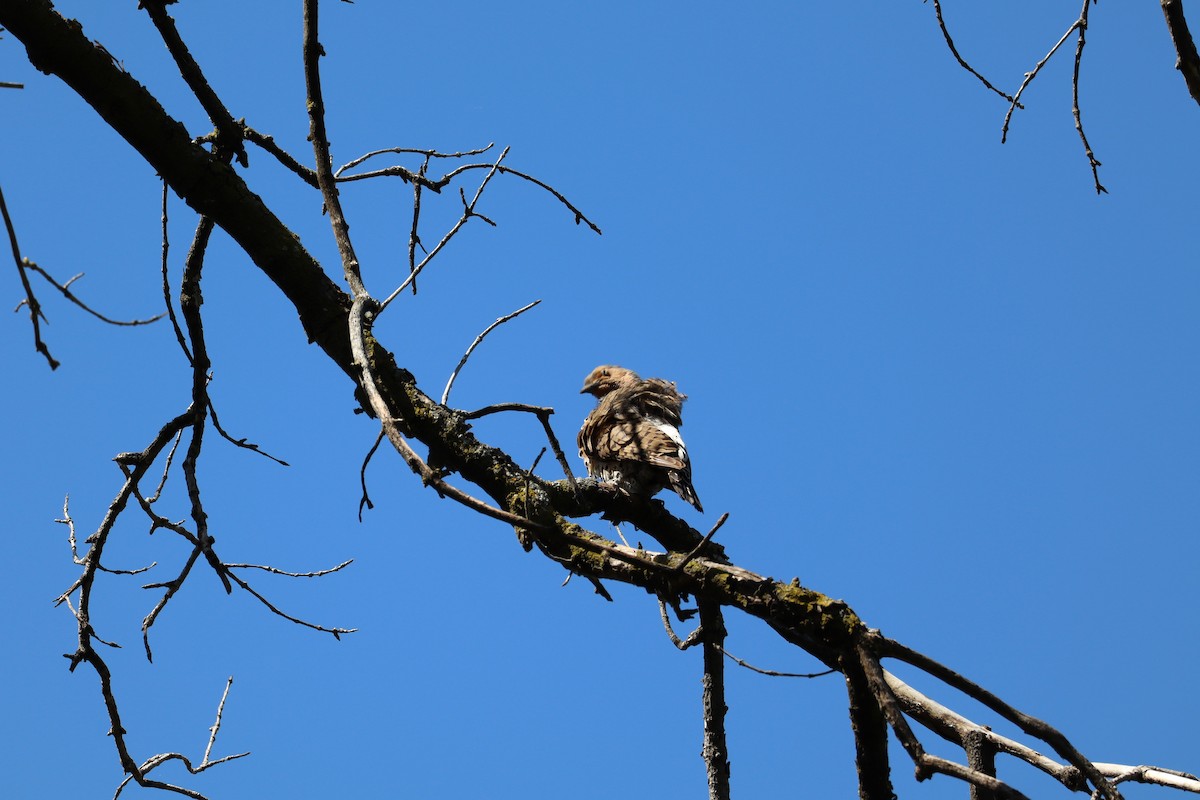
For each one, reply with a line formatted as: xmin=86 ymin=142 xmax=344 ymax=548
xmin=1163 ymin=0 xmax=1200 ymax=105
xmin=699 ymin=601 xmax=731 ymax=800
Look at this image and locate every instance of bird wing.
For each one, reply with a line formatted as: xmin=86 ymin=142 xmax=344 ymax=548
xmin=602 ymin=416 xmax=688 ymax=470
xmin=579 ymin=391 xmax=684 ymax=466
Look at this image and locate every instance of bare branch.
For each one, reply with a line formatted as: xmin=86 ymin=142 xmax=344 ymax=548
xmin=303 ymin=0 xmax=366 ymax=295
xmin=140 ymin=0 xmax=247 ymax=165
xmin=1 ymin=180 xmax=58 ymax=368
xmin=658 ymin=597 xmax=705 ymax=650
xmin=22 ymin=262 xmax=165 ymax=326
xmin=858 ymin=643 xmax=1032 ymax=800
xmin=378 ymin=146 xmax=511 ymax=310
xmin=112 ymin=677 xmax=250 ymax=800
xmin=160 ymin=179 xmax=193 ymax=363
xmin=1072 ymin=0 xmax=1107 ymax=194
xmin=405 ymin=156 xmax=429 ymax=294
xmin=1162 ymin=0 xmax=1200 ymax=106
xmin=930 ymin=0 xmax=1022 ymax=105
xmin=242 ymin=125 xmax=319 ymax=187
xmin=1097 ymin=763 xmax=1200 ymax=793
xmin=699 ymin=601 xmax=731 ymax=800
xmin=674 ymin=512 xmax=730 ymax=574
xmin=436 ymin=161 xmax=603 ymax=235
xmin=442 ymin=299 xmax=541 ymax=405
xmin=206 ymin=398 xmax=290 ymax=466
xmin=715 ymin=644 xmax=836 ymax=679
xmin=224 ymin=568 xmax=358 ymax=639
xmin=226 ymin=559 xmax=354 ymax=578
xmin=335 ymin=142 xmax=495 ymax=175
xmin=873 ymin=632 xmax=1121 ymax=799
xmin=463 ymin=402 xmax=577 ymax=484
xmin=358 ymin=430 xmax=384 ymax=521
xmin=1002 ymin=18 xmax=1081 ymax=145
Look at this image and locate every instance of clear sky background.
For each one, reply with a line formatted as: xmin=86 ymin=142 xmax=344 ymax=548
xmin=2 ymin=2 xmax=1198 ymax=798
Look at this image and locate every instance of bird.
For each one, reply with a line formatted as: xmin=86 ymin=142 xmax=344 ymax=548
xmin=577 ymin=365 xmax=703 ymax=512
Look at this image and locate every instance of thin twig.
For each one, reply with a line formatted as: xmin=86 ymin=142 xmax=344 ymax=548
xmin=358 ymin=430 xmax=384 ymax=521
xmin=335 ymin=142 xmax=494 ymax=175
xmin=224 ymin=569 xmax=358 ymax=639
xmin=303 ymin=0 xmax=366 ymax=296
xmin=659 ymin=597 xmax=705 ymax=650
xmin=202 ymin=677 xmax=238 ymax=765
xmin=160 ymin=179 xmax=193 ymax=363
xmin=206 ymin=398 xmax=290 ymax=465
xmin=406 ymin=156 xmax=429 ymax=294
xmin=145 ymin=430 xmax=183 ymax=504
xmin=242 ymin=126 xmax=319 ymax=187
xmin=1071 ymin=0 xmax=1107 ymax=194
xmin=463 ymin=402 xmax=576 ymax=483
xmin=1002 ymin=17 xmax=1082 ymax=144
xmin=112 ymin=676 xmax=250 ymax=800
xmin=674 ymin=512 xmax=729 ymax=573
xmin=442 ymin=299 xmax=541 ymax=404
xmin=225 ymin=559 xmax=354 ymax=578
xmin=22 ymin=262 xmax=166 ymax=326
xmin=436 ymin=162 xmax=602 ymax=235
xmin=1 ymin=180 xmax=58 ymax=368
xmin=378 ymin=146 xmax=511 ymax=311
xmin=930 ymin=0 xmax=1022 ymax=105
xmin=716 ymin=644 xmax=836 ymax=679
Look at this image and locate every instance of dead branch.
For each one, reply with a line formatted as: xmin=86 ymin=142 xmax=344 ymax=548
xmin=715 ymin=644 xmax=835 ymax=679
xmin=1071 ymin=0 xmax=1107 ymax=194
xmin=699 ymin=601 xmax=731 ymax=800
xmin=464 ymin=403 xmax=577 ymax=484
xmin=932 ymin=1 xmax=1107 ymax=192
xmin=2 ymin=180 xmax=58 ymax=368
xmin=1162 ymin=0 xmax=1200 ymax=106
xmin=1002 ymin=15 xmax=1080 ymax=143
xmin=378 ymin=146 xmax=510 ymax=310
xmin=21 ymin=262 xmax=166 ymax=325
xmin=929 ymin=0 xmax=1022 ymax=105
xmin=335 ymin=142 xmax=495 ymax=175
xmin=674 ymin=512 xmax=730 ymax=574
xmin=242 ymin=125 xmax=319 ymax=187
xmin=442 ymin=299 xmax=542 ymax=405
xmin=112 ymin=676 xmax=250 ymax=800
xmin=358 ymin=430 xmax=384 ymax=520
xmin=303 ymin=0 xmax=365 ymax=295
xmin=140 ymin=0 xmax=247 ymax=165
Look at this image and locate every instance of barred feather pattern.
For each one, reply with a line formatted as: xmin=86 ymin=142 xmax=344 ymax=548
xmin=577 ymin=365 xmax=703 ymax=512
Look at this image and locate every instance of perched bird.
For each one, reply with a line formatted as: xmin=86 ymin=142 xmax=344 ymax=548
xmin=578 ymin=365 xmax=703 ymax=512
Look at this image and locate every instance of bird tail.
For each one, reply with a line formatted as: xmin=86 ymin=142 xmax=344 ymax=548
xmin=671 ymin=473 xmax=704 ymax=513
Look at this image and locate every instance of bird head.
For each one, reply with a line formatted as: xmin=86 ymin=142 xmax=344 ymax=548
xmin=580 ymin=365 xmax=639 ymax=397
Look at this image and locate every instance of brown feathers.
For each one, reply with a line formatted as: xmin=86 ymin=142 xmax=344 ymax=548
xmin=578 ymin=365 xmax=703 ymax=512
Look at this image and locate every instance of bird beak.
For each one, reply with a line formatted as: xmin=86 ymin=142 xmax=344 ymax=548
xmin=580 ymin=382 xmax=594 ymax=395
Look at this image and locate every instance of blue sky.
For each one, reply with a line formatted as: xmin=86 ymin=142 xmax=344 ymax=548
xmin=2 ymin=2 xmax=1198 ymax=798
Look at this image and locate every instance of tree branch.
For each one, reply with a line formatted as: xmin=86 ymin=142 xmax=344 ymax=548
xmin=1162 ymin=0 xmax=1200 ymax=105
xmin=699 ymin=601 xmax=732 ymax=800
